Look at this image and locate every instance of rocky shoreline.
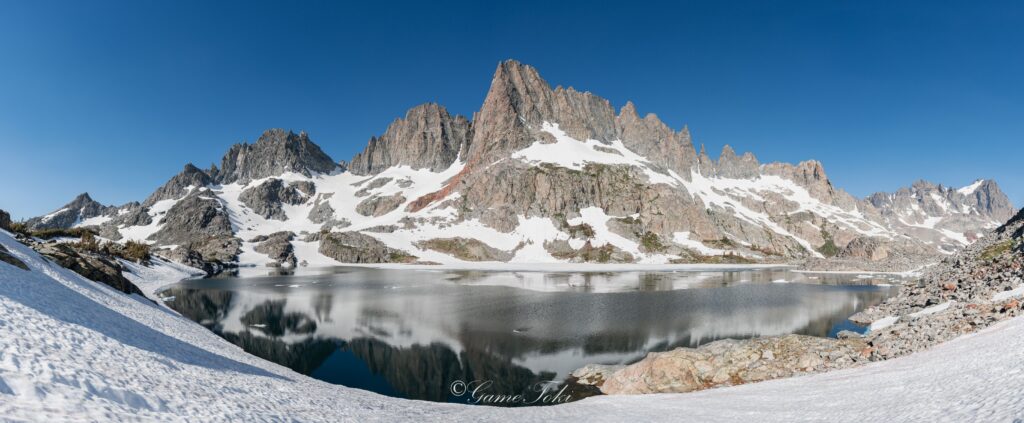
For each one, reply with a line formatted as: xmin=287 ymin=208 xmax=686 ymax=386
xmin=576 ymin=209 xmax=1024 ymax=395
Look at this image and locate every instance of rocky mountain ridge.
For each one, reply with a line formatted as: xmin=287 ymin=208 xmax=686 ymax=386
xmin=22 ymin=60 xmax=1016 ymax=271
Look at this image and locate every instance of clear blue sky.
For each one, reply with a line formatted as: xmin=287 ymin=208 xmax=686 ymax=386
xmin=1 ymin=1 xmax=1021 ymax=219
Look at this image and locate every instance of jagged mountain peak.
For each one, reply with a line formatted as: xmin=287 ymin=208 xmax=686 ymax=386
xmin=217 ymin=128 xmax=338 ymax=184
xmin=867 ymin=177 xmax=1015 ymax=253
xmin=24 ymin=59 xmax=1014 ymax=270
xmin=70 ymin=192 xmax=95 ymax=205
xmin=144 ymin=163 xmax=215 ymax=206
xmin=25 ymin=192 xmax=114 ymax=230
xmin=349 ymin=102 xmax=471 ymax=175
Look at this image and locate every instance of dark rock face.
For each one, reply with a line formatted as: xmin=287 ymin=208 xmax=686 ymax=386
xmin=318 ymin=232 xmax=415 ymax=263
xmin=25 ymin=193 xmax=116 ymax=230
xmin=144 ymin=164 xmax=213 ymax=206
xmin=349 ymin=103 xmax=471 ymax=175
xmin=238 ymin=179 xmax=310 ymax=220
xmin=35 ymin=242 xmax=143 ymax=296
xmin=217 ymin=129 xmax=338 ymax=184
xmin=968 ymin=180 xmax=1016 ymax=222
xmin=0 ymin=243 xmax=29 ymax=270
xmin=0 ymin=209 xmax=11 ymax=231
xmin=252 ymin=231 xmax=296 ymax=267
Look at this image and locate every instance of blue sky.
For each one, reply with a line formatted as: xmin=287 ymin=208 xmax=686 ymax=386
xmin=1 ymin=1 xmax=1021 ymax=219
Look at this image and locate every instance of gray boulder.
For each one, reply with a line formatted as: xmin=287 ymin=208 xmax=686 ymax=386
xmin=252 ymin=231 xmax=296 ymax=267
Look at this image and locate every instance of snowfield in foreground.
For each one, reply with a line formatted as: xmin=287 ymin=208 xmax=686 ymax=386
xmin=0 ymin=230 xmax=1022 ymax=422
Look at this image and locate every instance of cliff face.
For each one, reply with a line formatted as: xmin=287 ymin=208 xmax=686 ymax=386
xmin=348 ymin=103 xmax=471 ymax=175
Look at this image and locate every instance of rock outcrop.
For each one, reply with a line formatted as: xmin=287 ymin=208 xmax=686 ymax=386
xmin=150 ymin=191 xmax=239 ymax=264
xmin=591 ymin=334 xmax=869 ymax=395
xmin=238 ymin=179 xmax=310 ymax=220
xmin=34 ymin=242 xmax=144 ymax=296
xmin=318 ymin=232 xmax=415 ymax=263
xmin=416 ymin=237 xmax=513 ymax=262
xmin=0 ymin=209 xmax=11 ymax=231
xmin=355 ymin=193 xmax=406 ymax=217
xmin=0 ymin=243 xmax=28 ymax=270
xmin=252 ymin=231 xmax=296 ymax=267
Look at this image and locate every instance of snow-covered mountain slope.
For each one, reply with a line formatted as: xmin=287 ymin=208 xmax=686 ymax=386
xmin=24 ymin=60 xmax=1014 ymax=270
xmin=23 ymin=193 xmax=118 ymax=230
xmin=2 ymin=229 xmax=1024 ymax=422
xmin=868 ymin=179 xmax=1016 ymax=253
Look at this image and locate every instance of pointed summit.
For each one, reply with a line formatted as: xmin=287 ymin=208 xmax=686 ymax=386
xmin=349 ymin=103 xmax=471 ymax=175
xmin=467 ymin=60 xmax=617 ymax=166
xmin=144 ymin=163 xmax=214 ymax=206
xmin=217 ymin=129 xmax=338 ymax=184
xmin=24 ymin=192 xmax=114 ymax=230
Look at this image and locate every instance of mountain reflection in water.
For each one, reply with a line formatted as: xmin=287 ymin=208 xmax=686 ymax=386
xmin=160 ymin=267 xmax=900 ymax=405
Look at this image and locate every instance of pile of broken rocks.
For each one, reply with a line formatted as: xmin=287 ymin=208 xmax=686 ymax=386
xmin=574 ymin=209 xmax=1024 ymax=395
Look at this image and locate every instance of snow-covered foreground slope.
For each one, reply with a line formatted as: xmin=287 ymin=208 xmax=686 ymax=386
xmin=1 ymin=230 xmax=1022 ymax=422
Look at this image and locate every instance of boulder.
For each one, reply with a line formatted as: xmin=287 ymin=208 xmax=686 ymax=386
xmin=253 ymin=231 xmax=296 ymax=267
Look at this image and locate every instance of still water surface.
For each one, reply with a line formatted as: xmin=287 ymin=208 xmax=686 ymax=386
xmin=160 ymin=267 xmax=900 ymax=404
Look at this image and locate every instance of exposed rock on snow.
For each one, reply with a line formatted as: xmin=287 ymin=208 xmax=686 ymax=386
xmin=416 ymin=237 xmax=513 ymax=262
xmin=251 ymin=231 xmax=296 ymax=267
xmin=0 ymin=243 xmax=28 ymax=270
xmin=238 ymin=179 xmax=309 ymax=220
xmin=318 ymin=231 xmax=416 ymax=263
xmin=355 ymin=192 xmax=406 ymax=217
xmin=0 ymin=208 xmax=11 ymax=231
xmin=33 ymin=242 xmax=143 ymax=296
